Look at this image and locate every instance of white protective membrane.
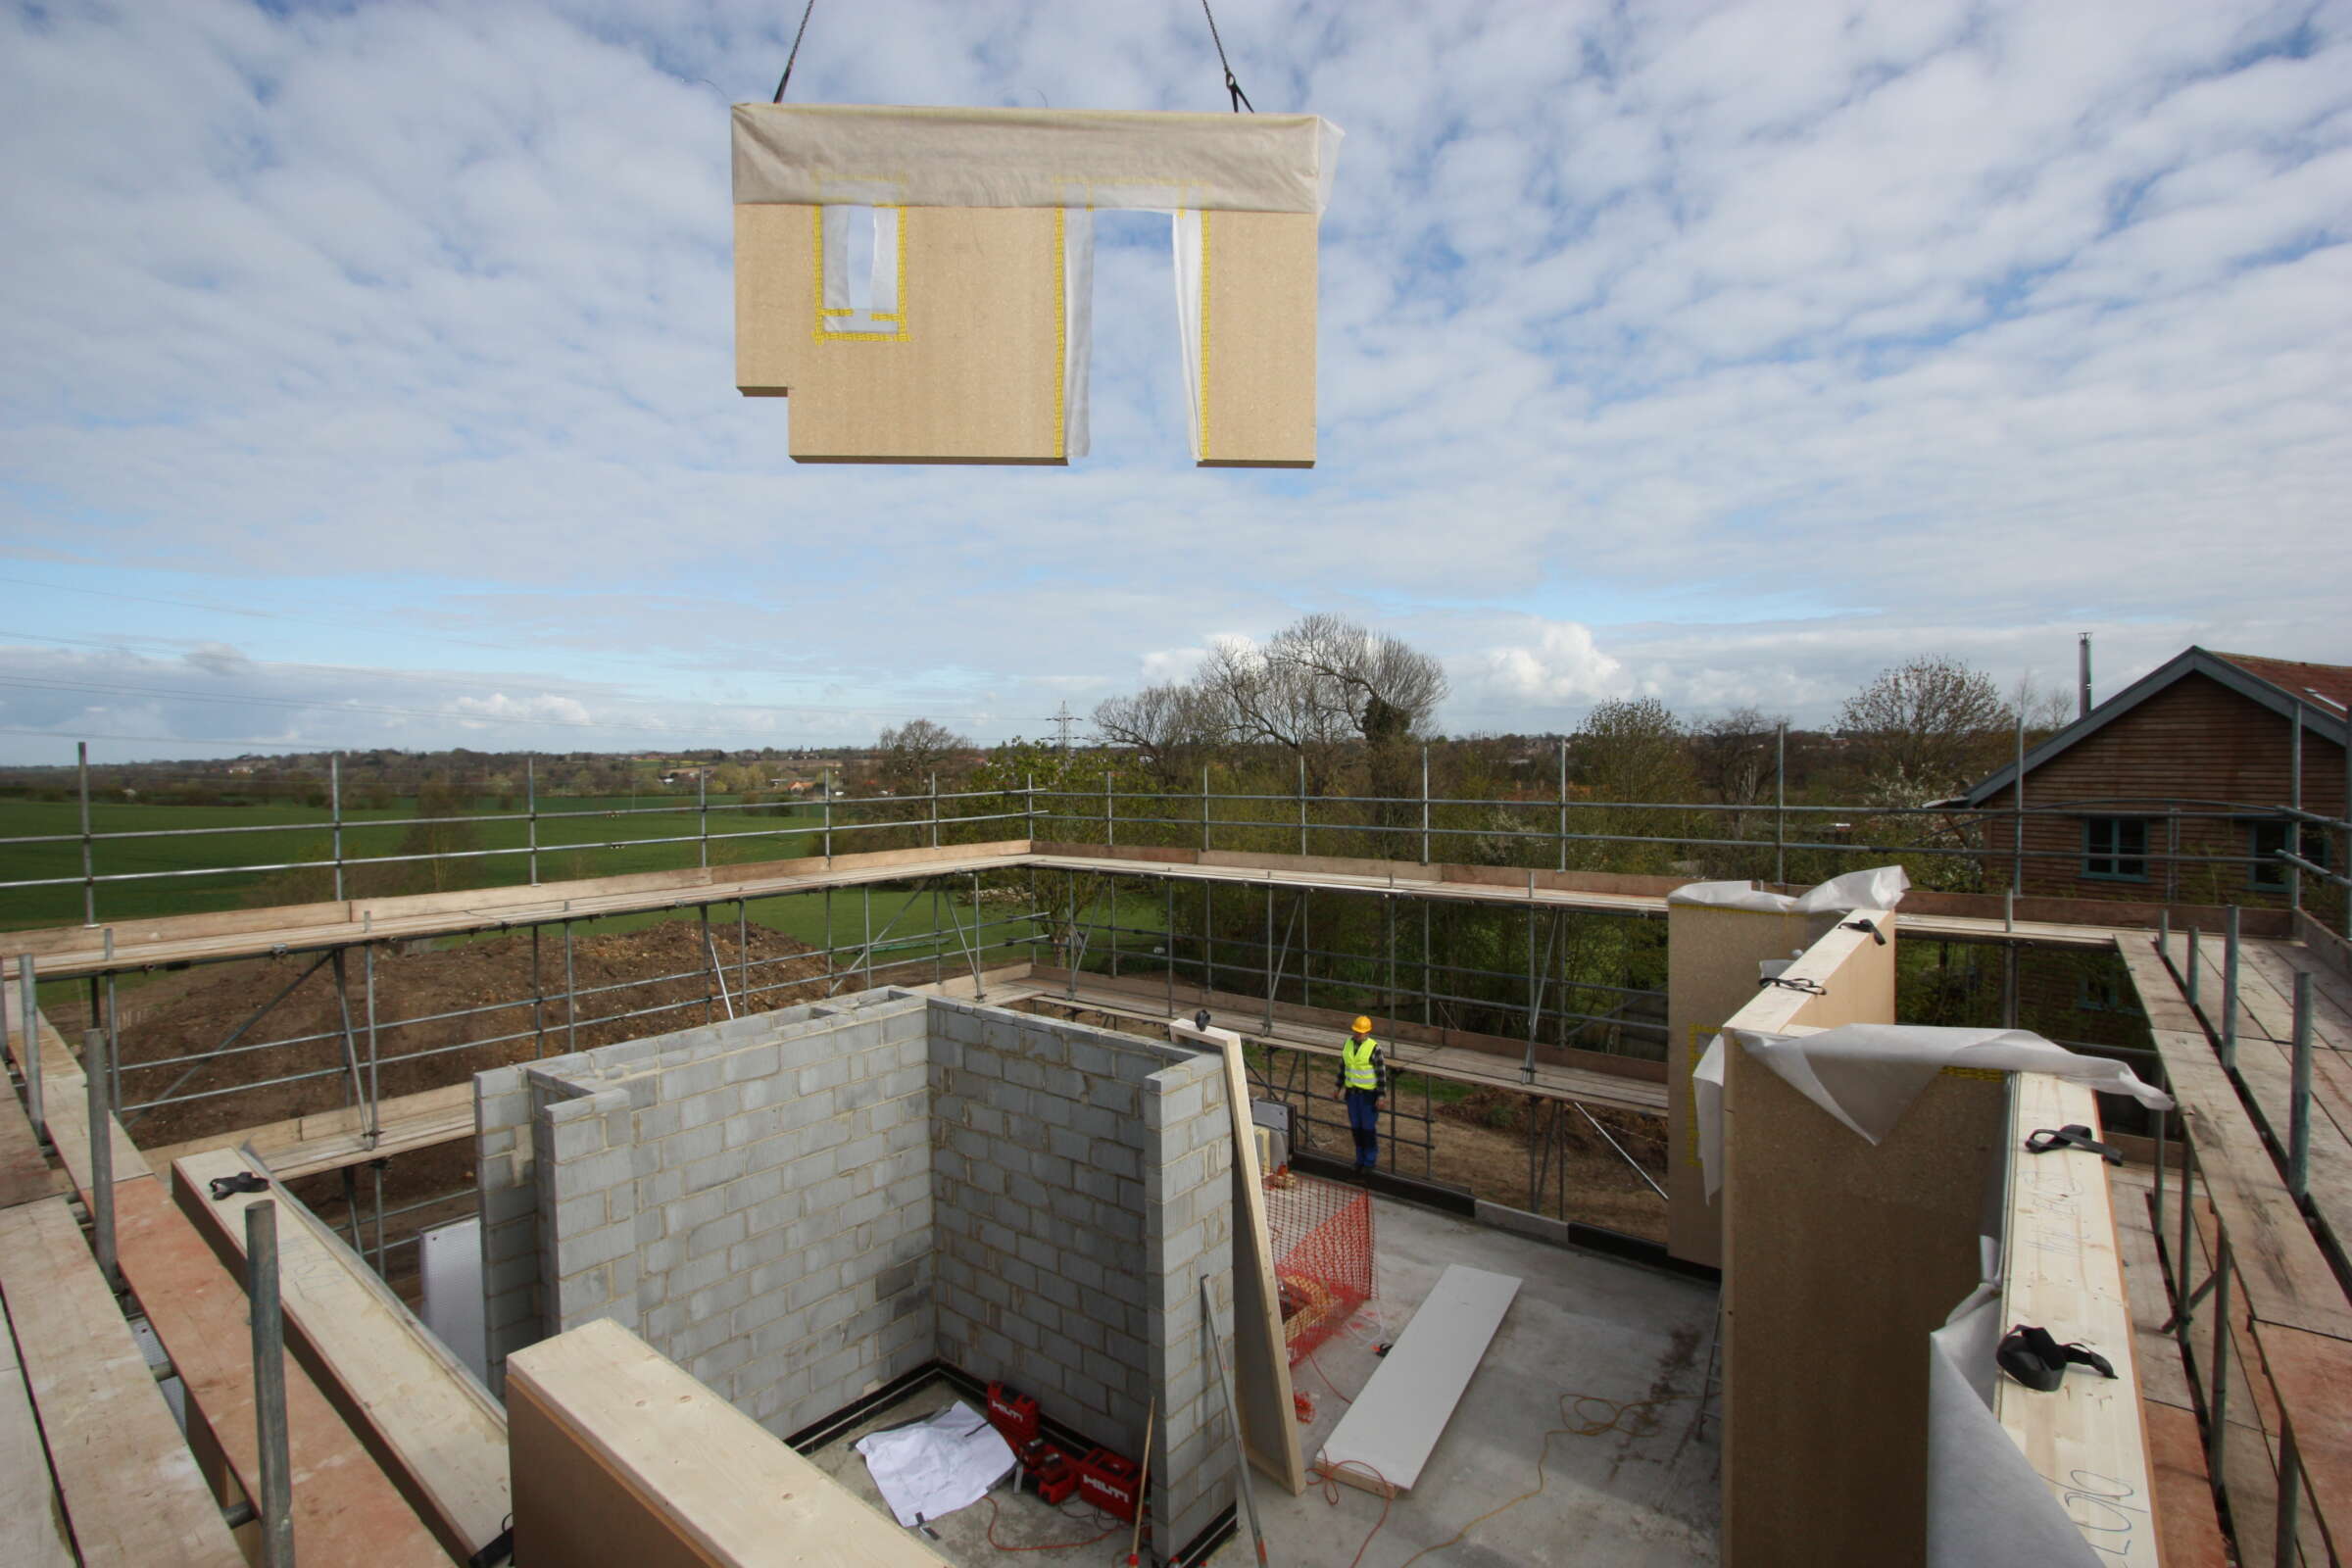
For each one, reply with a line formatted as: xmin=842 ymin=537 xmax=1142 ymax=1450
xmin=1693 ymin=1024 xmax=2173 ymax=1200
xmin=1925 ymin=1285 xmax=2113 ymax=1568
xmin=733 ymin=105 xmax=1343 ymax=215
xmin=1667 ymin=863 xmax=1912 ymax=914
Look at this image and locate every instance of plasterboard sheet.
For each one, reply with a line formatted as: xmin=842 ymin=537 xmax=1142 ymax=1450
xmin=1316 ymin=1263 xmax=1519 ymax=1494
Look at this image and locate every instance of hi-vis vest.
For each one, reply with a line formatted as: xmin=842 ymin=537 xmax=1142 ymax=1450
xmin=1343 ymin=1036 xmax=1380 ymax=1091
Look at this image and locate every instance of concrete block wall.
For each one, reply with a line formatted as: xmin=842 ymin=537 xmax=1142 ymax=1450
xmin=476 ymin=992 xmax=936 ymax=1432
xmin=476 ymin=990 xmax=1238 ymax=1554
xmin=926 ymin=999 xmax=1235 ymax=1554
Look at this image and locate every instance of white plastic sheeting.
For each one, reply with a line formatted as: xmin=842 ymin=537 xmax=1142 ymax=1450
xmin=1172 ymin=210 xmax=1207 ymax=461
xmin=1694 ymin=1025 xmax=2173 ymax=1199
xmin=1666 ymin=864 xmax=1912 ymax=914
xmin=1926 ymin=1288 xmax=2111 ymax=1567
xmin=855 ymin=1400 xmax=1016 ymax=1530
xmin=733 ymin=105 xmax=1344 ymax=214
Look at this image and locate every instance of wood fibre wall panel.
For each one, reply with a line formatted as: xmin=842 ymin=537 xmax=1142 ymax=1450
xmin=1198 ymin=211 xmax=1317 ymax=467
xmin=737 ymin=204 xmax=1068 ymax=465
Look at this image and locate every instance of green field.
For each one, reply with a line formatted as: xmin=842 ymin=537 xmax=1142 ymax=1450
xmin=0 ymin=795 xmax=855 ymax=931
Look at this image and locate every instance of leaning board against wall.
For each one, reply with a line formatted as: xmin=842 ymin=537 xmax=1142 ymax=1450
xmin=732 ymin=105 xmax=1342 ymax=466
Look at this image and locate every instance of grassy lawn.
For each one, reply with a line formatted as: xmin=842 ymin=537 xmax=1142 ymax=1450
xmin=472 ymin=886 xmax=1046 ymax=973
xmin=0 ymin=795 xmax=856 ymax=931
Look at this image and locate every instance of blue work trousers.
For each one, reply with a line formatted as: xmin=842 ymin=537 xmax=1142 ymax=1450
xmin=1345 ymin=1089 xmax=1381 ymax=1171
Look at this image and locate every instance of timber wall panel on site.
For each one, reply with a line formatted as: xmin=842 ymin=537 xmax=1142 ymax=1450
xmin=507 ymin=1317 xmax=954 ymax=1568
xmin=1715 ymin=913 xmax=1970 ymax=1568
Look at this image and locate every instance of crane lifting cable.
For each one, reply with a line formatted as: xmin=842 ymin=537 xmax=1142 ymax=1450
xmin=769 ymin=0 xmax=1256 ymax=114
xmin=770 ymin=0 xmax=819 ymax=103
xmin=1200 ymin=0 xmax=1254 ymax=112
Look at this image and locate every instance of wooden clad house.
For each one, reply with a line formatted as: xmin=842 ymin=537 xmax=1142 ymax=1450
xmin=1958 ymin=648 xmax=2349 ymax=910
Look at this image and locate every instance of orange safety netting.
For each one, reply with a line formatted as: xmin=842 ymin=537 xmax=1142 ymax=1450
xmin=1260 ymin=1171 xmax=1375 ymax=1364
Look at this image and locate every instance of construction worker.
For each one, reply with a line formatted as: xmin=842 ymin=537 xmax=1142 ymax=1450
xmin=1339 ymin=1016 xmax=1386 ymax=1176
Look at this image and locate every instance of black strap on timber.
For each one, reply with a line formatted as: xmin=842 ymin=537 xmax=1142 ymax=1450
xmin=1997 ymin=1324 xmax=2117 ymax=1392
xmin=208 ymin=1171 xmax=269 ymax=1200
xmin=2026 ymin=1124 xmax=2122 ymax=1165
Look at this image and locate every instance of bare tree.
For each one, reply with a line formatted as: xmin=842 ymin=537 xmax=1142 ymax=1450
xmin=1693 ymin=707 xmax=1787 ymax=836
xmin=1838 ymin=656 xmax=2007 ymax=793
xmin=2008 ymin=674 xmax=2075 ymax=745
xmin=1093 ymin=682 xmax=1226 ymax=787
xmin=1190 ymin=614 xmax=1447 ymax=785
xmin=874 ymin=718 xmax=972 ymax=796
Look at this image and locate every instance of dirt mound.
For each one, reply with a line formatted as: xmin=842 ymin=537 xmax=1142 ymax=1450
xmin=102 ymin=921 xmax=831 ymax=1151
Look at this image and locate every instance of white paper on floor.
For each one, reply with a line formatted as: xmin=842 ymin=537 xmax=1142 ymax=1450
xmin=855 ymin=1400 xmax=1017 ymax=1529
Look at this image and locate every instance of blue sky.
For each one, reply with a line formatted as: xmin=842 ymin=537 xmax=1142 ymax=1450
xmin=3 ymin=0 xmax=2349 ymax=762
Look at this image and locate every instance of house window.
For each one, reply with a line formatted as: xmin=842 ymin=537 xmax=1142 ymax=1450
xmin=2248 ymin=820 xmax=2332 ymax=891
xmin=2076 ymin=973 xmax=2137 ymax=1014
xmin=2082 ymin=817 xmax=2148 ymax=881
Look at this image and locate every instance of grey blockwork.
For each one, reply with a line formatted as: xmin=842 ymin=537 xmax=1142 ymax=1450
xmin=474 ymin=989 xmax=1239 ymax=1557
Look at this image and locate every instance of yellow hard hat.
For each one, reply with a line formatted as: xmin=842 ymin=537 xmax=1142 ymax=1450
xmin=1351 ymin=1016 xmax=1373 ymax=1035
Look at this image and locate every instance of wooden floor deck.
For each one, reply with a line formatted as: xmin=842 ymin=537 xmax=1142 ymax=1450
xmin=0 ymin=992 xmax=464 ymax=1565
xmin=2163 ymin=930 xmax=2352 ymax=1273
xmin=2124 ymin=935 xmax=2352 ymax=1561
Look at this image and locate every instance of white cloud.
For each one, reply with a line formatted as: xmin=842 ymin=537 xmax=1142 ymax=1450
xmin=447 ymin=692 xmax=596 ymax=727
xmin=0 ymin=0 xmax=2348 ymax=759
xmin=1474 ymin=622 xmax=1628 ymax=709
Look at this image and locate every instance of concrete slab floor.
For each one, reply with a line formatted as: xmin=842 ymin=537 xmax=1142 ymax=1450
xmin=1269 ymin=1198 xmax=1717 ymax=1568
xmin=804 ymin=1196 xmax=1719 ymax=1567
